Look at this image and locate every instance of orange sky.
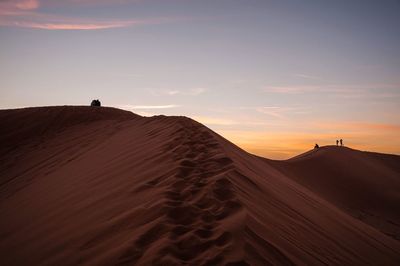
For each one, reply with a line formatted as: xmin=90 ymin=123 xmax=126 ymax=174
xmin=1 ymin=0 xmax=399 ymax=159
xmin=205 ymin=121 xmax=400 ymax=159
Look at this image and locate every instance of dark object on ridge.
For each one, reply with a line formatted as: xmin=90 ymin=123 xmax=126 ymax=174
xmin=91 ymin=99 xmax=101 ymax=107
xmin=340 ymin=139 xmax=343 ymax=146
xmin=314 ymin=144 xmax=319 ymax=149
xmin=336 ymin=140 xmax=339 ymax=146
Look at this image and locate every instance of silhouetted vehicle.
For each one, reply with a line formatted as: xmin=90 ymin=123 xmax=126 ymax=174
xmin=91 ymin=99 xmax=101 ymax=107
xmin=340 ymin=139 xmax=343 ymax=146
xmin=314 ymin=144 xmax=319 ymax=149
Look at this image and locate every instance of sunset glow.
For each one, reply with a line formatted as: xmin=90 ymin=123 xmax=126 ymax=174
xmin=1 ymin=0 xmax=399 ymax=159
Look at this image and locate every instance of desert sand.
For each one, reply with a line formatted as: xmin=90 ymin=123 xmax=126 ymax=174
xmin=1 ymin=106 xmax=399 ymax=265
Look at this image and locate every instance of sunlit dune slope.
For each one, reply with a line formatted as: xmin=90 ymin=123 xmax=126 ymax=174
xmin=1 ymin=106 xmax=399 ymax=265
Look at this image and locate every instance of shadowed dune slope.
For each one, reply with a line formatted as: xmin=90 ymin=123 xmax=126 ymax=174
xmin=270 ymin=146 xmax=400 ymax=241
xmin=0 ymin=106 xmax=399 ymax=265
xmin=0 ymin=106 xmax=138 ymax=156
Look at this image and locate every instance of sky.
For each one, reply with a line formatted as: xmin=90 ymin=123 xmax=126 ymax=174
xmin=1 ymin=0 xmax=400 ymax=159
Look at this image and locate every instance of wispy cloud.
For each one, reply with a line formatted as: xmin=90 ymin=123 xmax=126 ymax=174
xmin=193 ymin=115 xmax=271 ymax=127
xmin=263 ymin=85 xmax=317 ymax=94
xmin=3 ymin=20 xmax=144 ymax=30
xmin=0 ymin=0 xmax=179 ymax=30
xmin=176 ymin=87 xmax=207 ymax=96
xmin=117 ymin=103 xmax=180 ymax=116
xmin=43 ymin=0 xmax=140 ymax=7
xmin=293 ymin=73 xmax=322 ymax=80
xmin=187 ymin=87 xmax=207 ymax=96
xmin=16 ymin=0 xmax=39 ymax=10
xmin=256 ymin=106 xmax=287 ymax=119
xmin=0 ymin=0 xmax=138 ymax=11
xmin=263 ymin=83 xmax=400 ymax=97
xmin=314 ymin=121 xmax=400 ymax=132
xmin=240 ymin=106 xmax=310 ymax=119
xmin=166 ymin=90 xmax=180 ymax=95
xmin=153 ymin=87 xmax=207 ymax=96
xmin=110 ymin=73 xmax=143 ymax=79
xmin=193 ymin=116 xmax=238 ymax=126
xmin=0 ymin=16 xmax=173 ymax=30
xmin=119 ymin=104 xmax=180 ymax=110
xmin=0 ymin=0 xmax=39 ymax=12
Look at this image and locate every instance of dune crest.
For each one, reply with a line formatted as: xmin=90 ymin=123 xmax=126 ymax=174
xmin=1 ymin=106 xmax=399 ymax=265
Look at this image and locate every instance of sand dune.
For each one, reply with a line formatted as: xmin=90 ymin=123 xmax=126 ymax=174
xmin=1 ymin=106 xmax=399 ymax=265
xmin=271 ymin=146 xmax=400 ymax=242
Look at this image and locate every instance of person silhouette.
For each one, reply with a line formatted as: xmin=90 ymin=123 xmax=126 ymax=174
xmin=314 ymin=143 xmax=319 ymax=149
xmin=340 ymin=139 xmax=343 ymax=146
xmin=90 ymin=99 xmax=101 ymax=107
xmin=336 ymin=140 xmax=339 ymax=146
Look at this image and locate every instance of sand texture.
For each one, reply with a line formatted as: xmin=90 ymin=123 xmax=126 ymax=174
xmin=1 ymin=106 xmax=400 ymax=265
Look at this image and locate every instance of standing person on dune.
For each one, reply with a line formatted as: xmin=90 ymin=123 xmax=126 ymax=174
xmin=336 ymin=140 xmax=339 ymax=146
xmin=340 ymin=139 xmax=343 ymax=146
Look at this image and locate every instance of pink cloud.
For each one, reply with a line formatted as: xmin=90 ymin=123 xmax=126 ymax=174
xmin=0 ymin=17 xmax=155 ymax=30
xmin=15 ymin=0 xmax=39 ymax=10
xmin=0 ymin=0 xmax=178 ymax=30
xmin=0 ymin=0 xmax=39 ymax=13
xmin=11 ymin=21 xmax=135 ymax=30
xmin=24 ymin=0 xmax=142 ymax=9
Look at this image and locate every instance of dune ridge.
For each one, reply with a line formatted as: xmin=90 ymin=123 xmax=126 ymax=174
xmin=271 ymin=146 xmax=400 ymax=241
xmin=0 ymin=106 xmax=399 ymax=265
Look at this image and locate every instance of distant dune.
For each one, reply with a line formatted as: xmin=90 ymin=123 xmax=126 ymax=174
xmin=1 ymin=106 xmax=399 ymax=265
